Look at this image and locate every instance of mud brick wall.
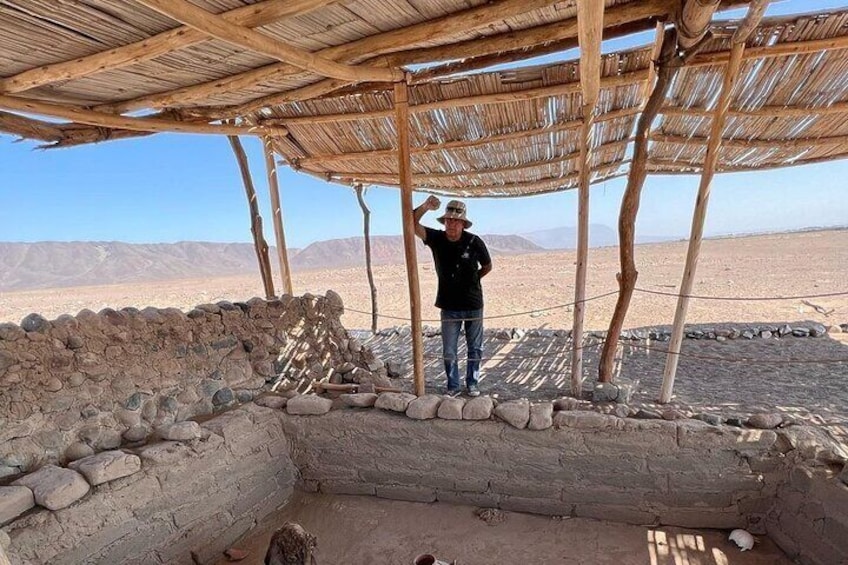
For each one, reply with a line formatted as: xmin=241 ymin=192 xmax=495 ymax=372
xmin=278 ymin=410 xmax=784 ymax=531
xmin=0 ymin=292 xmax=379 ymax=475
xmin=766 ymin=463 xmax=848 ymax=565
xmin=2 ymin=405 xmax=294 ymax=565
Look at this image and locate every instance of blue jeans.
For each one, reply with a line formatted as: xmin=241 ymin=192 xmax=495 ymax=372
xmin=441 ymin=309 xmax=483 ymax=391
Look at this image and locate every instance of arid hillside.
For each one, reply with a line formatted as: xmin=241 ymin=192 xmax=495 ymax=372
xmin=2 ymin=229 xmax=845 ymax=332
xmin=0 ymin=234 xmax=539 ymax=291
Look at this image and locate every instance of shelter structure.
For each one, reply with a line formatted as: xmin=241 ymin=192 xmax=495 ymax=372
xmin=1 ymin=0 xmax=847 ymax=400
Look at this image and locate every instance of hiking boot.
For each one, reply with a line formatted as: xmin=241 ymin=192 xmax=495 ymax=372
xmin=467 ymin=385 xmax=481 ymax=397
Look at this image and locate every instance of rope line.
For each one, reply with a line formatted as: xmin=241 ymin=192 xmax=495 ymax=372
xmin=343 ymin=290 xmax=620 ymax=323
xmin=634 ymin=287 xmax=848 ymax=301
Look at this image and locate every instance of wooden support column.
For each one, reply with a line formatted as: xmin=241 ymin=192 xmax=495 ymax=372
xmin=394 ymin=80 xmax=425 ymax=396
xmin=598 ymin=28 xmax=681 ymax=383
xmin=263 ymin=136 xmax=293 ymax=295
xmin=228 ymin=135 xmax=275 ymax=299
xmin=571 ymin=0 xmax=604 ymax=396
xmin=660 ymin=1 xmax=769 ymax=403
xmin=354 ymin=184 xmax=379 ymax=333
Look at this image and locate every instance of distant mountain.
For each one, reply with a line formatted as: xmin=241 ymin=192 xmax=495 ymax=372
xmin=292 ymin=234 xmax=542 ymax=271
xmin=0 ymin=242 xmax=299 ymax=292
xmin=0 ymin=234 xmax=541 ymax=291
xmin=522 ymin=225 xmax=678 ymax=249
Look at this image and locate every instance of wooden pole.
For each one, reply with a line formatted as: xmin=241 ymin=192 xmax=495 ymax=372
xmin=660 ymin=1 xmax=769 ymax=403
xmin=263 ymin=136 xmax=293 ymax=295
xmin=598 ymin=28 xmax=681 ymax=383
xmin=354 ymin=184 xmax=379 ymax=333
xmin=228 ymin=135 xmax=276 ymax=299
xmin=394 ymin=80 xmax=426 ymax=397
xmin=570 ymin=0 xmax=604 ymax=397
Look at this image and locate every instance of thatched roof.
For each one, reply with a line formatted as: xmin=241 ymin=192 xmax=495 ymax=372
xmin=1 ymin=1 xmax=847 ymax=197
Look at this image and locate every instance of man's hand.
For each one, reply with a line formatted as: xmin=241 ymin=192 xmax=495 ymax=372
xmin=424 ymin=195 xmax=441 ymax=211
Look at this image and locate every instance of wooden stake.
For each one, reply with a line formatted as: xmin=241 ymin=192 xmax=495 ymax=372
xmin=394 ymin=80 xmax=426 ymax=397
xmin=598 ymin=28 xmax=681 ymax=383
xmin=571 ymin=0 xmax=604 ymax=397
xmin=228 ymin=135 xmax=275 ymax=299
xmin=660 ymin=1 xmax=769 ymax=404
xmin=263 ymin=137 xmax=293 ymax=295
xmin=355 ymin=184 xmax=379 ymax=334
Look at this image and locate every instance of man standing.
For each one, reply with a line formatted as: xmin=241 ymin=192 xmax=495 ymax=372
xmin=414 ymin=196 xmax=492 ymax=397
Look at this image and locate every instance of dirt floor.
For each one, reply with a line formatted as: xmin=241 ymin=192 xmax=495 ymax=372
xmin=213 ymin=492 xmax=791 ymax=565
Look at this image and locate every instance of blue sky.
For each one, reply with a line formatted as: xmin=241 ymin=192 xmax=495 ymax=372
xmin=1 ymin=0 xmax=846 ymax=249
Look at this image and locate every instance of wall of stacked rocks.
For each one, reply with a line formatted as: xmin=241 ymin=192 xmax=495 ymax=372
xmin=1 ymin=405 xmax=295 ymax=565
xmin=0 ymin=292 xmax=385 ymax=476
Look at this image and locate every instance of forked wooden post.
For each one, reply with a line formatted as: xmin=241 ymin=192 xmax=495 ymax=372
xmin=263 ymin=136 xmax=293 ymax=295
xmin=598 ymin=28 xmax=680 ymax=383
xmin=354 ymin=184 xmax=379 ymax=333
xmin=660 ymin=1 xmax=769 ymax=403
xmin=571 ymin=0 xmax=604 ymax=396
xmin=394 ymin=80 xmax=426 ymax=396
xmin=227 ymin=135 xmax=275 ymax=299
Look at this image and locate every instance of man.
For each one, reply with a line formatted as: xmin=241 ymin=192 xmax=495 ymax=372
xmin=414 ymin=196 xmax=492 ymax=397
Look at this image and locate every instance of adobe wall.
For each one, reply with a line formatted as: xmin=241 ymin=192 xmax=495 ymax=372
xmin=0 ymin=293 xmax=384 ymax=476
xmin=2 ymin=405 xmax=295 ymax=565
xmin=279 ymin=409 xmax=783 ymax=530
xmin=765 ymin=428 xmax=848 ymax=565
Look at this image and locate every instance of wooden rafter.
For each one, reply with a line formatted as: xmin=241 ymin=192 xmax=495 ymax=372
xmin=651 ymin=133 xmax=848 ymax=149
xmin=329 ymin=160 xmax=628 ymax=191
xmin=662 ymin=101 xmax=848 ymax=117
xmin=676 ymin=0 xmax=722 ymax=49
xmin=136 ymin=0 xmax=401 ymax=83
xmin=275 ymin=71 xmax=647 ymax=126
xmin=660 ymin=0 xmax=770 ymax=403
xmin=0 ymin=0 xmax=336 ymax=94
xmin=313 ymin=138 xmax=630 ymax=183
xmin=0 ymin=95 xmax=286 ymax=137
xmin=687 ymin=34 xmax=848 ymax=67
xmin=293 ymin=106 xmax=641 ymax=167
xmin=97 ymin=0 xmax=585 ymax=114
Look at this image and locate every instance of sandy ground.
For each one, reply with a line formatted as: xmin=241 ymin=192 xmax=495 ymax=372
xmin=2 ymin=230 xmax=846 ymax=332
xmin=213 ymin=492 xmax=791 ymax=565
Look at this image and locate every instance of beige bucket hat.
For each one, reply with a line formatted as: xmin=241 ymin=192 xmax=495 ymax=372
xmin=437 ymin=199 xmax=472 ymax=228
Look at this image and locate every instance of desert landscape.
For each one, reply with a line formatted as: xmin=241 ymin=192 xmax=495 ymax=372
xmin=3 ymin=229 xmax=845 ymax=332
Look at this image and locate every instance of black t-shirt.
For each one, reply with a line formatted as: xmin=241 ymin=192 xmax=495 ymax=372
xmin=424 ymin=227 xmax=491 ymax=311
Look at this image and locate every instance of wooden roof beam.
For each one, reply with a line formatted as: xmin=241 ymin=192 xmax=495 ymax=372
xmin=275 ymin=70 xmax=647 ymax=126
xmin=651 ymin=132 xmax=848 ymax=149
xmin=0 ymin=95 xmax=287 ymax=137
xmin=662 ymin=100 xmax=848 ymax=117
xmin=292 ymin=106 xmax=641 ymax=167
xmin=136 ymin=0 xmax=401 ymax=83
xmin=99 ymin=0 xmax=586 ymax=114
xmin=313 ymin=138 xmax=631 ymax=182
xmin=688 ymin=34 xmax=848 ymax=67
xmin=676 ymin=0 xmax=722 ymax=49
xmin=327 ymin=161 xmax=629 ymax=192
xmin=0 ymin=0 xmax=335 ymax=95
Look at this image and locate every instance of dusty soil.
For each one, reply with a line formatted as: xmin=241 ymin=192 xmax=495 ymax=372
xmin=214 ymin=492 xmax=791 ymax=565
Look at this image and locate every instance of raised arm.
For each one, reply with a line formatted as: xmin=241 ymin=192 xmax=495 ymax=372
xmin=413 ymin=195 xmax=441 ymax=240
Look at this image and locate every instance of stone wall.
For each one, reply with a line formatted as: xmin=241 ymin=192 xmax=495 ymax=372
xmin=0 ymin=293 xmax=383 ymax=476
xmin=2 ymin=405 xmax=295 ymax=565
xmin=766 ymin=453 xmax=848 ymax=564
xmin=278 ymin=409 xmax=784 ymax=531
